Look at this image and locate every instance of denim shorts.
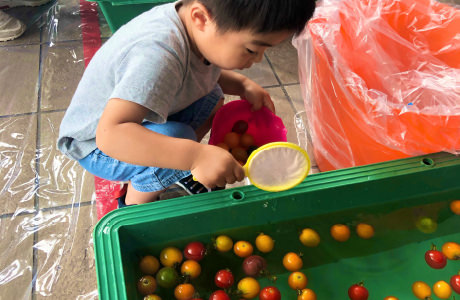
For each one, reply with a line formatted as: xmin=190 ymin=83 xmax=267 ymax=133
xmin=79 ymin=86 xmax=223 ymax=192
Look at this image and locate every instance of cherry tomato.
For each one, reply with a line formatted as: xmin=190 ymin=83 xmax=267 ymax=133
xmin=259 ymin=286 xmax=281 ymax=300
xmin=425 ymin=245 xmax=447 ymax=269
xmin=383 ymin=297 xmax=398 ymax=300
xmin=288 ymin=272 xmax=308 ymax=290
xmin=283 ymin=252 xmax=303 ymax=271
xmin=234 ymin=241 xmax=254 ymax=258
xmin=209 ymin=290 xmax=231 ymax=300
xmin=412 ymin=281 xmax=431 ymax=300
xmin=298 ymin=288 xmax=317 ymax=300
xmin=299 ymin=228 xmax=320 ymax=247
xmin=451 ymin=273 xmax=460 ymax=294
xmin=137 ymin=275 xmax=157 ymax=296
xmin=184 ymin=241 xmax=206 ymax=261
xmin=450 ymin=200 xmax=460 ymax=215
xmin=415 ymin=217 xmax=437 ymax=234
xmin=181 ymin=260 xmax=201 ymax=279
xmin=224 ymin=132 xmax=241 ymax=149
xmin=215 ymin=235 xmax=233 ymax=252
xmin=348 ymin=283 xmax=368 ymax=300
xmin=215 ymin=269 xmax=234 ymax=289
xmin=356 ymin=223 xmax=374 ymax=239
xmin=144 ymin=295 xmax=162 ymax=300
xmin=255 ymin=233 xmax=275 ymax=253
xmin=433 ymin=280 xmax=451 ymax=299
xmin=139 ymin=255 xmax=160 ymax=275
xmin=174 ymin=283 xmax=195 ymax=300
xmin=330 ymin=224 xmax=350 ymax=242
xmin=237 ymin=277 xmax=260 ymax=299
xmin=160 ymin=247 xmax=183 ymax=267
xmin=442 ymin=242 xmax=460 ymax=260
xmin=156 ymin=267 xmax=179 ymax=289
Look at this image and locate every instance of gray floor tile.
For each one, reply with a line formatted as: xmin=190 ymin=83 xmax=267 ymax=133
xmin=284 ymin=84 xmax=306 ymax=117
xmin=44 ymin=0 xmax=82 ymax=43
xmin=0 ymin=115 xmax=37 ymax=215
xmin=38 ymin=111 xmax=94 ymax=208
xmin=0 ymin=214 xmax=34 ymax=300
xmin=0 ymin=45 xmax=39 ymax=115
xmin=234 ymin=56 xmax=279 ymax=87
xmin=40 ymin=41 xmax=85 ymax=111
xmin=34 ymin=204 xmax=98 ymax=299
xmin=265 ymin=38 xmax=300 ymax=85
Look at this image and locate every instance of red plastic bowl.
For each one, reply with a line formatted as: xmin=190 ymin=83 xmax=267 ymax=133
xmin=209 ymin=100 xmax=287 ymax=146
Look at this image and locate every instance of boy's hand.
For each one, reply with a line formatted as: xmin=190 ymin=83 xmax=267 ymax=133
xmin=190 ymin=144 xmax=245 ymax=188
xmin=242 ymin=78 xmax=276 ymax=114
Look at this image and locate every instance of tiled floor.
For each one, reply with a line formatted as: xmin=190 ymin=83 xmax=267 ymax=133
xmin=0 ymin=1 xmax=316 ymax=298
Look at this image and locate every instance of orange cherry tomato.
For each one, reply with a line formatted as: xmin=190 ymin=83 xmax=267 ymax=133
xmin=442 ymin=242 xmax=460 ymax=260
xmin=283 ymin=252 xmax=303 ymax=271
xmin=356 ymin=223 xmax=374 ymax=239
xmin=224 ymin=132 xmax=240 ymax=149
xmin=215 ymin=235 xmax=233 ymax=252
xmin=174 ymin=283 xmax=195 ymax=300
xmin=298 ymin=288 xmax=317 ymax=300
xmin=330 ymin=224 xmax=350 ymax=242
xmin=180 ymin=260 xmax=201 ymax=279
xmin=139 ymin=255 xmax=160 ymax=275
xmin=383 ymin=297 xmax=399 ymax=300
xmin=299 ymin=228 xmax=320 ymax=247
xmin=450 ymin=200 xmax=460 ymax=215
xmin=160 ymin=247 xmax=183 ymax=267
xmin=288 ymin=271 xmax=308 ymax=290
xmin=412 ymin=281 xmax=431 ymax=300
xmin=433 ymin=280 xmax=452 ymax=299
xmin=255 ymin=233 xmax=275 ymax=253
xmin=234 ymin=241 xmax=254 ymax=258
xmin=137 ymin=275 xmax=157 ymax=296
xmin=237 ymin=277 xmax=260 ymax=299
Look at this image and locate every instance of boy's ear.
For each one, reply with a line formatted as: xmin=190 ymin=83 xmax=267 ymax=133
xmin=189 ymin=2 xmax=212 ymax=31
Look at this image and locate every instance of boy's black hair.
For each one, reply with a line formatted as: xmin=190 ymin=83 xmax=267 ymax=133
xmin=182 ymin=0 xmax=316 ymax=34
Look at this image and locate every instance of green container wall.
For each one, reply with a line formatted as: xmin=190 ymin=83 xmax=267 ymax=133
xmin=94 ymin=152 xmax=460 ymax=299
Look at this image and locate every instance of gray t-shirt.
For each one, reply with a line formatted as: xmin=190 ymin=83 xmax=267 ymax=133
xmin=58 ymin=2 xmax=222 ymax=160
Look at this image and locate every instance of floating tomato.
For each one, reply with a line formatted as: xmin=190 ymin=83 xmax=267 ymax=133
xmin=348 ymin=282 xmax=368 ymax=300
xmin=259 ymin=286 xmax=281 ymax=300
xmin=184 ymin=241 xmax=206 ymax=261
xmin=215 ymin=269 xmax=234 ymax=289
xmin=425 ymin=244 xmax=447 ymax=269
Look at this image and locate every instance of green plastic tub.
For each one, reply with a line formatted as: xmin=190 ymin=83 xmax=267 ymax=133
xmin=92 ymin=0 xmax=173 ymax=32
xmin=94 ymin=152 xmax=460 ymax=299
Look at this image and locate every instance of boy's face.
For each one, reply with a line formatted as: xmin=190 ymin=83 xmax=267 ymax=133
xmin=196 ymin=24 xmax=293 ymax=70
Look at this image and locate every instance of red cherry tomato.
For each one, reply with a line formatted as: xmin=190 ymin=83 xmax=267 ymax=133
xmin=214 ymin=269 xmax=234 ymax=289
xmin=425 ymin=245 xmax=447 ymax=269
xmin=259 ymin=286 xmax=281 ymax=300
xmin=209 ymin=290 xmax=231 ymax=300
xmin=348 ymin=283 xmax=369 ymax=300
xmin=184 ymin=241 xmax=206 ymax=261
xmin=451 ymin=273 xmax=460 ymax=294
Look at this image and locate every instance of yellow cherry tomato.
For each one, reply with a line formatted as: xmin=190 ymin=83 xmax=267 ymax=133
xmin=450 ymin=200 xmax=460 ymax=215
xmin=442 ymin=241 xmax=460 ymax=260
xmin=159 ymin=247 xmax=183 ymax=267
xmin=356 ymin=223 xmax=374 ymax=239
xmin=283 ymin=252 xmax=303 ymax=271
xmin=298 ymin=288 xmax=317 ymax=300
xmin=383 ymin=297 xmax=398 ymax=300
xmin=415 ymin=217 xmax=437 ymax=234
xmin=215 ymin=235 xmax=233 ymax=252
xmin=330 ymin=224 xmax=350 ymax=242
xmin=237 ymin=277 xmax=260 ymax=299
xmin=139 ymin=255 xmax=160 ymax=275
xmin=412 ymin=281 xmax=431 ymax=300
xmin=255 ymin=233 xmax=274 ymax=253
xmin=144 ymin=295 xmax=162 ymax=300
xmin=234 ymin=241 xmax=254 ymax=258
xmin=288 ymin=271 xmax=308 ymax=290
xmin=174 ymin=283 xmax=195 ymax=300
xmin=180 ymin=260 xmax=201 ymax=279
xmin=299 ymin=228 xmax=320 ymax=247
xmin=433 ymin=280 xmax=452 ymax=299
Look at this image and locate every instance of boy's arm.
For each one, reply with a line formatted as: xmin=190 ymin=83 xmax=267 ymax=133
xmin=96 ymin=98 xmax=244 ymax=187
xmin=218 ymin=70 xmax=276 ymax=113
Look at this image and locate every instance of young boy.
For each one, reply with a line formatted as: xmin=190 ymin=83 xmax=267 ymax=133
xmin=58 ymin=0 xmax=316 ymax=205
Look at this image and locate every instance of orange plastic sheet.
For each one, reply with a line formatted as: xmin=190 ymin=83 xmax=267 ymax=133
xmin=293 ymin=0 xmax=460 ymax=171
